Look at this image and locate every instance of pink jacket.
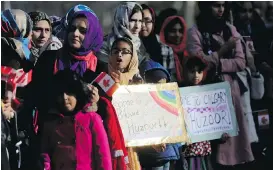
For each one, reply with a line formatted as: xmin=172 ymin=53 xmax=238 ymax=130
xmin=41 ymin=110 xmax=112 ymax=170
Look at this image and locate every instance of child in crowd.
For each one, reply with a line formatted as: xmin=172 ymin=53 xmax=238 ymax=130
xmin=138 ymin=60 xmax=183 ymax=170
xmin=40 ymin=70 xmax=112 ymax=170
xmin=108 ymin=37 xmax=142 ymax=85
xmin=180 ymin=57 xmax=214 ymax=170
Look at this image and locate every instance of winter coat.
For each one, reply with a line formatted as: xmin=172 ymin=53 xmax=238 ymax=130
xmin=41 ymin=110 xmax=112 ymax=170
xmin=23 ymin=49 xmax=128 ymax=170
xmin=137 ymin=60 xmax=181 ymax=167
xmin=187 ymin=24 xmax=254 ymax=165
xmin=237 ymin=68 xmax=264 ymax=143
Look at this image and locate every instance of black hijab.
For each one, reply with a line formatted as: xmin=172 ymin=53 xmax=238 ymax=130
xmin=140 ymin=4 xmax=163 ymax=65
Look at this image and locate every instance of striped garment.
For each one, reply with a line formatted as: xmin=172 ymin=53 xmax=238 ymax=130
xmin=155 ymin=35 xmax=176 ymax=82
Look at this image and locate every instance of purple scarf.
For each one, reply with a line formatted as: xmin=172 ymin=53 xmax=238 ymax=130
xmin=56 ymin=4 xmax=103 ymax=75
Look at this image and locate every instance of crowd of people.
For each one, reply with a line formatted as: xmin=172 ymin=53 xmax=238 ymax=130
xmin=1 ymin=1 xmax=273 ymax=170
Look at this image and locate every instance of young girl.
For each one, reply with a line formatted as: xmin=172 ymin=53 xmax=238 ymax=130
xmin=181 ymin=57 xmax=214 ymax=170
xmin=187 ymin=2 xmax=254 ymax=168
xmin=108 ymin=37 xmax=142 ymax=85
xmin=40 ymin=70 xmax=112 ymax=170
xmin=96 ymin=2 xmax=150 ymax=73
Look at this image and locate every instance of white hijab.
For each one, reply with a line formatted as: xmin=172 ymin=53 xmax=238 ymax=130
xmin=108 ymin=2 xmax=142 ymax=50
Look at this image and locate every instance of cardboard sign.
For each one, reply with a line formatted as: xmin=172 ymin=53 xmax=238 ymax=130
xmin=112 ymin=83 xmax=188 ymax=147
xmin=179 ymin=82 xmax=238 ymax=143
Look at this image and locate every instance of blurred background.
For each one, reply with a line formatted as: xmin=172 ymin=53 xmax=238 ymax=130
xmin=1 ymin=1 xmax=273 ymax=33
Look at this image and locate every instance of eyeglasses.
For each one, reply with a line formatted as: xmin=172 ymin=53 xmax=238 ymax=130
xmin=111 ymin=49 xmax=132 ymax=56
xmin=143 ymin=19 xmax=153 ymax=25
xmin=68 ymin=25 xmax=87 ymax=34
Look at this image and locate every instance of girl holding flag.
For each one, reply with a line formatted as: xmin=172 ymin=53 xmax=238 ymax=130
xmin=25 ymin=4 xmax=128 ymax=170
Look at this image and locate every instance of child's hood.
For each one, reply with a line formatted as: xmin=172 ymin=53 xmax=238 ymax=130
xmin=139 ymin=60 xmax=171 ymax=82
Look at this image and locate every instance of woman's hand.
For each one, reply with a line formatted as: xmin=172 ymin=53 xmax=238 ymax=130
xmin=152 ymin=144 xmax=166 ymax=153
xmin=2 ymin=100 xmax=15 ymax=120
xmin=110 ymin=71 xmax=121 ymax=83
xmin=218 ymin=37 xmax=240 ymax=57
xmin=87 ymin=85 xmax=100 ymax=103
xmin=220 ymin=133 xmax=230 ymax=143
xmin=225 ymin=37 xmax=240 ymax=51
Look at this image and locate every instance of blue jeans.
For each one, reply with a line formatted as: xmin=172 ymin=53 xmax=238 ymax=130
xmin=144 ymin=162 xmax=170 ymax=170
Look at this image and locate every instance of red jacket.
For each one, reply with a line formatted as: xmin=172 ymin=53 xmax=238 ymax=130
xmin=41 ymin=110 xmax=112 ymax=170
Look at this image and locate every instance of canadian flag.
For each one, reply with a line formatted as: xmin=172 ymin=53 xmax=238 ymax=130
xmin=1 ymin=66 xmax=32 ymax=87
xmin=94 ymin=72 xmax=119 ymax=96
xmin=1 ymin=66 xmax=32 ymax=104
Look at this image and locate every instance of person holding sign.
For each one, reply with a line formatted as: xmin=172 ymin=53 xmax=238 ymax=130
xmin=138 ymin=60 xmax=184 ymax=170
xmin=187 ymin=1 xmax=254 ymax=169
xmin=180 ymin=56 xmax=214 ymax=170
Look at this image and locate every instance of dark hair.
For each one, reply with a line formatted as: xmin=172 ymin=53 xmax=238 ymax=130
xmin=111 ymin=37 xmax=133 ymax=52
xmin=155 ymin=8 xmax=178 ymax=34
xmin=198 ymin=1 xmax=231 ymax=21
xmin=52 ymin=69 xmax=90 ymax=112
xmin=232 ymin=2 xmax=254 ymax=15
xmin=185 ymin=57 xmax=207 ymax=72
xmin=129 ymin=4 xmax=142 ymax=19
xmin=197 ymin=1 xmax=231 ymax=34
xmin=141 ymin=4 xmax=155 ymax=21
xmin=164 ymin=17 xmax=184 ymax=40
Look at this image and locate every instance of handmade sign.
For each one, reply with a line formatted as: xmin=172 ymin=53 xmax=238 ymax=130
xmin=180 ymin=82 xmax=238 ymax=143
xmin=112 ymin=83 xmax=188 ymax=147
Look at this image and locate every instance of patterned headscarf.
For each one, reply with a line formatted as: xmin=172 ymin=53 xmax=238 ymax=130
xmin=28 ymin=11 xmax=51 ymax=27
xmin=54 ymin=4 xmax=103 ymax=76
xmin=1 ymin=9 xmax=32 ymax=38
xmin=1 ymin=9 xmax=33 ymax=60
xmin=64 ymin=4 xmax=103 ymax=55
xmin=108 ymin=2 xmax=142 ymax=50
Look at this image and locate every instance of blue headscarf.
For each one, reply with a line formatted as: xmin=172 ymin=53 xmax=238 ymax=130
xmin=1 ymin=9 xmax=32 ymax=60
xmin=55 ymin=4 xmax=103 ymax=55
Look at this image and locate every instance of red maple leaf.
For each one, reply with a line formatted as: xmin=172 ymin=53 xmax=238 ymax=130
xmin=103 ymin=79 xmax=110 ymax=88
xmin=261 ymin=116 xmax=268 ymax=125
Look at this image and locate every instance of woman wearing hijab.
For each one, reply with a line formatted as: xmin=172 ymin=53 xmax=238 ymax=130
xmin=187 ymin=2 xmax=254 ymax=169
xmin=23 ymin=5 xmax=128 ymax=170
xmin=1 ymin=9 xmax=33 ymax=170
xmin=159 ymin=16 xmax=188 ymax=83
xmin=28 ymin=11 xmax=62 ymax=68
xmin=140 ymin=4 xmax=176 ymax=82
xmin=96 ymin=2 xmax=150 ymax=73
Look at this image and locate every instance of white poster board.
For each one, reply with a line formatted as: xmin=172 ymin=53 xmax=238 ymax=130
xmin=180 ymin=82 xmax=238 ymax=143
xmin=112 ymin=83 xmax=188 ymax=147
